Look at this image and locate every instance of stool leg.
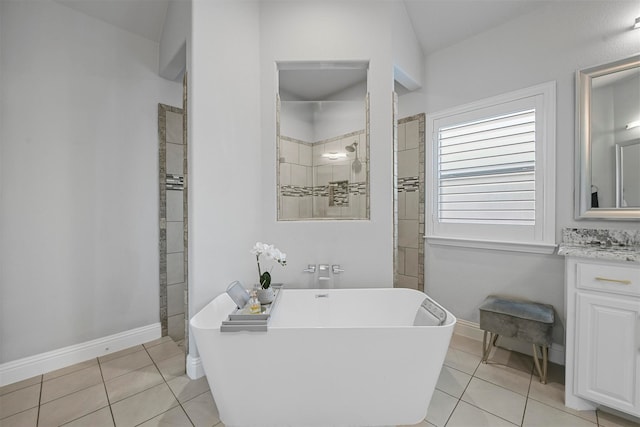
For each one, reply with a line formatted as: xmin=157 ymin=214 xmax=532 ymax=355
xmin=482 ymin=331 xmax=489 ymax=362
xmin=532 ymin=344 xmax=548 ymax=384
xmin=482 ymin=331 xmax=496 ymax=362
xmin=542 ymin=345 xmax=548 ymax=384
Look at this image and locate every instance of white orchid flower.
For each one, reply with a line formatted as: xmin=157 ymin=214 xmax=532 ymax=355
xmin=251 ymin=242 xmax=270 ymax=255
xmin=252 ymin=242 xmax=287 ymax=287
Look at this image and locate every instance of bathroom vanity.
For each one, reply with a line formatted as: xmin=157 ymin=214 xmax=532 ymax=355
xmin=560 ymin=228 xmax=640 ymax=417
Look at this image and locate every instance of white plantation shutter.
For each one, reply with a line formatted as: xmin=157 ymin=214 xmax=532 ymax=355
xmin=426 ymin=82 xmax=556 ymax=253
xmin=438 ymin=109 xmax=536 ymax=225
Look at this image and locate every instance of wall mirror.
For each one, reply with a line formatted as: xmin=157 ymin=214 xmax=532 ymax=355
xmin=576 ymin=54 xmax=640 ymax=219
xmin=616 ymin=140 xmax=640 ymax=208
xmin=276 ymin=61 xmax=369 ymax=221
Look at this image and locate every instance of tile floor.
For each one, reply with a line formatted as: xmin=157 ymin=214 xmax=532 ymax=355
xmin=1 ymin=334 xmax=639 ymax=427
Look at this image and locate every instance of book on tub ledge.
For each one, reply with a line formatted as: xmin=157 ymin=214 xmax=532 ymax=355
xmin=220 ymin=283 xmax=283 ymax=332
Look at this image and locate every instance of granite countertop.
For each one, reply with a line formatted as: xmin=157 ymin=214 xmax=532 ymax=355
xmin=557 ymin=243 xmax=640 ymax=263
xmin=558 ymin=228 xmax=640 ymax=263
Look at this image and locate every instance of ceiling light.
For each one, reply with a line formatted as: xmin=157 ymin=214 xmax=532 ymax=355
xmin=625 ymin=120 xmax=640 ymax=130
xmin=635 ymin=17 xmax=640 ymax=29
xmin=321 ymin=152 xmax=347 ymax=160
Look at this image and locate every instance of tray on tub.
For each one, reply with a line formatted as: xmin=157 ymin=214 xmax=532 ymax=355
xmin=220 ymin=283 xmax=283 ymax=332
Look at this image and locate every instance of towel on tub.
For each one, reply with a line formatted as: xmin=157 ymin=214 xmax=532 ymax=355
xmin=413 ymin=298 xmax=447 ymax=326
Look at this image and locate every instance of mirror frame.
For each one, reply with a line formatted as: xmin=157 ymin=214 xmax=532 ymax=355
xmin=575 ymin=54 xmax=640 ymax=220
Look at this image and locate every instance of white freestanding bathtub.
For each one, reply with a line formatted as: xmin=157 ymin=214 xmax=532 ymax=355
xmin=190 ymin=287 xmax=456 ymax=427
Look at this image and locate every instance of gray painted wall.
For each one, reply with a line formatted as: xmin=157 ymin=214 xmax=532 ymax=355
xmin=0 ymin=0 xmax=182 ymax=363
xmin=400 ymin=1 xmax=640 ymax=345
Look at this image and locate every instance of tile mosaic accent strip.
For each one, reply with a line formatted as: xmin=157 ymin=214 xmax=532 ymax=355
xmin=166 ymin=174 xmax=184 ymax=191
xmin=328 ymin=181 xmax=349 ymax=207
xmin=281 ymin=185 xmax=314 ymax=197
xmin=280 ymin=182 xmax=367 ymax=199
xmin=349 ymin=182 xmax=367 ymax=195
xmin=398 ymin=176 xmax=419 ymax=192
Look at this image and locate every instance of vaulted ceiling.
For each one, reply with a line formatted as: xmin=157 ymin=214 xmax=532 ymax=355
xmin=54 ymin=0 xmax=548 ymax=55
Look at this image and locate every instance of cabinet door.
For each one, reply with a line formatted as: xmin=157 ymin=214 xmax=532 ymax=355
xmin=576 ymin=292 xmax=640 ymax=415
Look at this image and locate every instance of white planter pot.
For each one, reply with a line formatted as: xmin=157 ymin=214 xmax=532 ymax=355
xmin=257 ymin=287 xmax=275 ymax=304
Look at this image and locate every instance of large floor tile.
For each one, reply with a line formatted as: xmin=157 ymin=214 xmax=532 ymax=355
xmin=62 ymin=407 xmax=114 ymax=426
xmin=474 ymin=348 xmax=533 ymax=396
xmin=98 ymin=345 xmax=144 ymax=364
xmin=105 ymin=364 xmax=164 ymax=403
xmin=138 ymin=406 xmax=193 ymax=427
xmin=182 ymin=391 xmax=221 ymax=427
xmin=110 ymin=383 xmax=178 ymax=427
xmin=11 ymin=333 xmax=620 ymax=427
xmin=100 ymin=349 xmax=153 ymax=381
xmin=443 ymin=347 xmax=481 ymax=375
xmin=425 ymin=389 xmax=458 ymax=427
xmin=0 ymin=407 xmax=38 ymax=427
xmin=435 ymin=366 xmax=472 ymax=398
xmin=0 ymin=376 xmax=41 ymax=397
xmin=398 ymin=420 xmax=431 ymax=427
xmin=146 ymin=341 xmax=183 ymax=363
xmin=167 ymin=375 xmax=210 ymax=403
xmin=461 ymin=377 xmax=526 ymax=425
xmin=597 ymin=409 xmax=640 ymax=427
xmin=527 ymin=362 xmax=597 ymax=423
xmin=446 ymin=401 xmax=517 ymax=427
xmin=156 ymin=353 xmax=186 ymax=381
xmin=523 ymin=399 xmax=597 ymax=427
xmin=38 ymin=383 xmax=108 ymax=427
xmin=43 ymin=359 xmax=98 ymax=381
xmin=0 ymin=383 xmax=41 ymax=419
xmin=482 ymin=346 xmax=533 ymax=374
xmin=449 ymin=334 xmax=484 ymax=357
xmin=41 ymin=364 xmax=103 ymax=403
xmin=143 ymin=336 xmax=173 ymax=349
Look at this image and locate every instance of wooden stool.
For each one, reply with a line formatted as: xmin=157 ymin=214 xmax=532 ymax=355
xmin=479 ymin=295 xmax=554 ymax=384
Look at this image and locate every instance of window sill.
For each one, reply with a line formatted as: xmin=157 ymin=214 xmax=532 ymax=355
xmin=425 ymin=235 xmax=557 ymax=255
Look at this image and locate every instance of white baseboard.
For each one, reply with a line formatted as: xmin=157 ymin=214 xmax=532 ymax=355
xmin=454 ymin=319 xmax=565 ymax=366
xmin=0 ymin=323 xmax=161 ymax=387
xmin=454 ymin=319 xmax=486 ymax=341
xmin=186 ymin=354 xmax=204 ymax=380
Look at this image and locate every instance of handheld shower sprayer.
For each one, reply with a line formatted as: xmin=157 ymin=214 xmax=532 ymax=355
xmin=345 ymin=141 xmax=362 ymax=173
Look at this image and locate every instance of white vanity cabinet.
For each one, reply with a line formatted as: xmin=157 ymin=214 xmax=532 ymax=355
xmin=565 ymin=257 xmax=640 ymax=416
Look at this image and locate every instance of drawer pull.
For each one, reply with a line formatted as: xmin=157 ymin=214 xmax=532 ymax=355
xmin=595 ymin=276 xmax=632 ymax=285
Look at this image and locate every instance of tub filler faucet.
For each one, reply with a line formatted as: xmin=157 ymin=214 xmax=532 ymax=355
xmin=318 ymin=264 xmax=331 ymax=281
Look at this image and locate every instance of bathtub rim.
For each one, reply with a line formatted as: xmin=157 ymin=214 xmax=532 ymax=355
xmin=190 ymin=287 xmax=457 ymax=331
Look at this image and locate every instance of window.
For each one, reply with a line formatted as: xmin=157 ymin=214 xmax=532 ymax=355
xmin=426 ymin=82 xmax=556 ymax=253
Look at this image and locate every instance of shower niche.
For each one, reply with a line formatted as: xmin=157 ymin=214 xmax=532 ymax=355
xmin=277 ymin=61 xmax=370 ymax=221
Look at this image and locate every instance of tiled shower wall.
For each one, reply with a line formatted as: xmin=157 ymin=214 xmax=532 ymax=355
xmin=279 ymin=130 xmax=367 ymax=219
xmin=159 ymin=104 xmax=186 ymax=342
xmin=395 ymin=114 xmax=425 ymax=291
xmin=279 ymin=136 xmax=313 ymax=218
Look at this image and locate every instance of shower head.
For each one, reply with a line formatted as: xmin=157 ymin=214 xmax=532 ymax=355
xmin=346 ymin=141 xmax=362 ymax=173
xmin=345 ymin=142 xmax=358 ymax=152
